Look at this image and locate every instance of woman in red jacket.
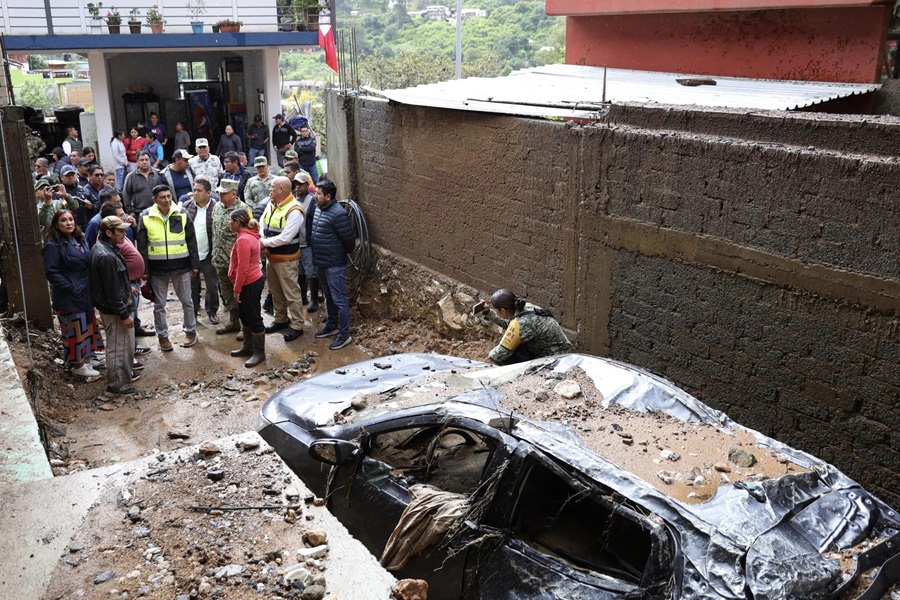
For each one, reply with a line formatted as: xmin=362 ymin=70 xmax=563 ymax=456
xmin=123 ymin=127 xmax=146 ymax=171
xmin=228 ymin=208 xmax=265 ymax=367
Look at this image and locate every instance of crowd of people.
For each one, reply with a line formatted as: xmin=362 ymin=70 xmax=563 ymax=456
xmin=35 ymin=116 xmax=351 ymax=397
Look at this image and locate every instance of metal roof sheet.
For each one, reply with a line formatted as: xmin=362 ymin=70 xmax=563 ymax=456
xmin=373 ymin=64 xmax=881 ymax=118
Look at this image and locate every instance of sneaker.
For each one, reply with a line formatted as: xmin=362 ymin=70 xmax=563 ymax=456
xmin=72 ymin=363 xmax=101 ymax=378
xmin=208 ymin=312 xmax=220 ymax=325
xmin=131 ymin=371 xmax=142 ymax=382
xmin=329 ymin=336 xmax=352 ymax=351
xmin=88 ymin=356 xmax=106 ymax=369
xmin=283 ymin=328 xmax=304 ymax=342
xmin=182 ymin=331 xmax=198 ymax=348
xmin=132 ymin=361 xmax=145 ymax=371
xmin=315 ymin=326 xmax=338 ymax=338
xmin=107 ymin=386 xmax=136 ymax=396
xmin=264 ymin=321 xmax=290 ymax=334
xmin=135 ymin=346 xmax=151 ymax=355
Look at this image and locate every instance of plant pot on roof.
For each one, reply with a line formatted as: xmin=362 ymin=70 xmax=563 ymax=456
xmin=127 ymin=7 xmax=142 ymax=33
xmin=216 ymin=19 xmax=242 ymax=33
xmin=146 ymin=5 xmax=164 ymax=33
xmin=87 ymin=2 xmax=103 ymax=34
xmin=105 ymin=7 xmax=122 ymax=34
xmin=295 ymin=0 xmax=321 ymax=31
xmin=187 ymin=0 xmax=207 ymax=33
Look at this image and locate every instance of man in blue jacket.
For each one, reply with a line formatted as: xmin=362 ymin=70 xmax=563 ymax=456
xmin=311 ymin=179 xmax=355 ymax=350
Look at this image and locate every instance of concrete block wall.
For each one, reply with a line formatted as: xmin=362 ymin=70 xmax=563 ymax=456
xmin=348 ymin=94 xmax=900 ymax=507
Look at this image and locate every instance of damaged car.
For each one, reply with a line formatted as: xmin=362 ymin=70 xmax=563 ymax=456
xmin=257 ymin=353 xmax=900 ymax=600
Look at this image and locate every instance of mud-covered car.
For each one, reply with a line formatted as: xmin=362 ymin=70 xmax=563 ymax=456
xmin=257 ymin=353 xmax=900 ymax=600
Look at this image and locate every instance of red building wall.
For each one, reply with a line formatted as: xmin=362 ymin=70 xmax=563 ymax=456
xmin=553 ymin=3 xmax=892 ymax=83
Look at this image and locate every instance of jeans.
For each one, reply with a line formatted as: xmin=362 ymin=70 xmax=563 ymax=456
xmin=115 ymin=167 xmax=127 ymax=190
xmin=299 ymin=246 xmax=315 ymax=280
xmin=131 ymin=282 xmax=143 ymax=332
xmin=318 ymin=265 xmax=350 ymax=339
xmin=249 ymin=148 xmax=266 ymax=163
xmin=191 ymin=255 xmax=219 ymax=316
xmin=276 ymin=147 xmax=288 ymax=168
xmin=149 ymin=271 xmax=195 ymax=339
xmin=238 ymin=276 xmax=265 ymax=333
xmin=301 ymin=163 xmax=319 ymax=184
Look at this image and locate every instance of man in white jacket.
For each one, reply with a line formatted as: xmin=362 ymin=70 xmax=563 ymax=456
xmin=110 ymin=130 xmax=129 ymax=190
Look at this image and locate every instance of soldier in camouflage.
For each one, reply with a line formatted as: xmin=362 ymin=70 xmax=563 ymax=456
xmin=26 ymin=129 xmax=46 ymax=163
xmin=211 ymin=179 xmax=252 ymax=335
xmin=481 ymin=288 xmax=573 ymax=365
xmin=244 ymin=156 xmax=276 ymax=212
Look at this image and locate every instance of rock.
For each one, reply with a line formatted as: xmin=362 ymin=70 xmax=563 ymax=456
xmin=313 ymin=497 xmax=325 ymax=507
xmin=69 ymin=542 xmax=85 ymax=552
xmin=199 ymin=442 xmax=220 ymax=457
xmin=656 ymin=470 xmax=679 ymax=485
xmin=301 ymin=585 xmax=326 ymax=600
xmin=283 ymin=564 xmax=312 ymax=586
xmin=303 ymin=530 xmax=327 ymax=546
xmin=298 ymin=545 xmax=328 ymax=559
xmin=215 ymin=564 xmax=245 ymax=579
xmin=622 ymin=437 xmax=634 ymax=445
xmin=373 ymin=362 xmax=392 ymax=370
xmin=533 ymin=390 xmax=549 ymax=403
xmin=713 ymin=462 xmax=732 ymax=473
xmin=137 ymin=586 xmax=150 ymax=596
xmin=224 ymin=379 xmax=242 ymax=392
xmin=237 ymin=439 xmax=260 ymax=452
xmin=437 ymin=293 xmax=464 ymax=331
xmin=132 ymin=526 xmax=151 ymax=538
xmin=98 ymin=403 xmax=117 ymax=411
xmin=393 ymin=579 xmax=429 ymax=600
xmin=168 ymin=430 xmax=191 ymax=440
xmin=660 ymin=450 xmax=681 ymax=462
xmin=553 ymin=380 xmax=582 ymax=399
xmin=728 ymin=446 xmax=757 ymax=468
xmin=350 ymin=398 xmax=368 ymax=411
xmin=94 ymin=571 xmax=116 ymax=585
xmin=207 ymin=469 xmax=225 ymax=482
xmin=127 ymin=505 xmax=141 ymax=522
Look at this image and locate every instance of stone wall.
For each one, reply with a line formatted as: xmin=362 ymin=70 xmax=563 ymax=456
xmin=341 ymin=94 xmax=900 ymax=507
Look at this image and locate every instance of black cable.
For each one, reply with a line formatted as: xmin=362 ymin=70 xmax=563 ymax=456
xmin=339 ymin=198 xmax=372 ymax=300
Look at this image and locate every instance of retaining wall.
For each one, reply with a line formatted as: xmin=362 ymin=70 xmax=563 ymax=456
xmin=337 ymin=95 xmax=900 ymax=507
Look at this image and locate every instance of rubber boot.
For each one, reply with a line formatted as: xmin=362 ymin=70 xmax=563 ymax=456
xmin=307 ymin=277 xmax=320 ymax=312
xmin=245 ymin=332 xmax=266 ymax=368
xmin=230 ymin=328 xmax=253 ymax=357
xmin=299 ymin=276 xmax=309 ymax=307
xmin=216 ymin=308 xmax=241 ymax=335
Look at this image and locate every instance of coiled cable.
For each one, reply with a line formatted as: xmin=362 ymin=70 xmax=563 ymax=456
xmin=339 ymin=198 xmax=372 ymax=300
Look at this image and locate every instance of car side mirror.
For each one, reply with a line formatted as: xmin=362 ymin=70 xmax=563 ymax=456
xmin=309 ymin=439 xmax=360 ymax=466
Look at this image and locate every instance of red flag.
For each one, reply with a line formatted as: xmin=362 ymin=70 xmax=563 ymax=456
xmin=318 ymin=12 xmax=338 ymax=73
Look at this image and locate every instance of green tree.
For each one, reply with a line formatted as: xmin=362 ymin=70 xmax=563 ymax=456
xmin=16 ymin=80 xmax=59 ymax=112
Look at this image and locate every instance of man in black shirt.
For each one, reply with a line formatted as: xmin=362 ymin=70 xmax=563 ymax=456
xmin=271 ymin=114 xmax=297 ymax=168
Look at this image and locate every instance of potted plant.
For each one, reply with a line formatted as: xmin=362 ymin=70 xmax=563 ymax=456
xmin=295 ymin=0 xmax=321 ymax=31
xmin=86 ymin=2 xmax=103 ymax=34
xmin=187 ymin=0 xmax=207 ymax=34
xmin=216 ymin=18 xmax=242 ymax=33
xmin=127 ymin=7 xmax=142 ymax=33
xmin=146 ymin=5 xmax=165 ymax=33
xmin=105 ymin=7 xmax=122 ymax=34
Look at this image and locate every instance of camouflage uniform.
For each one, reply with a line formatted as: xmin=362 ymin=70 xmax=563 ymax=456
xmin=211 ymin=197 xmax=252 ymax=314
xmin=487 ymin=302 xmax=573 ymax=365
xmin=243 ymin=173 xmax=275 ymax=211
xmin=37 ymin=196 xmax=79 ymax=240
xmin=26 ymin=130 xmax=46 ymax=162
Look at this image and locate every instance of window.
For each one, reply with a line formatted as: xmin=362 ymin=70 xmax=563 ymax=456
xmin=177 ymin=61 xmax=208 ymax=81
xmin=369 ymin=425 xmax=495 ymax=495
xmin=510 ymin=460 xmax=656 ymax=583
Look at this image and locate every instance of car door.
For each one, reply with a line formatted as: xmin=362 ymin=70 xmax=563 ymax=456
xmin=464 ymin=444 xmax=674 ymax=599
xmin=326 ymin=415 xmax=513 ymax=600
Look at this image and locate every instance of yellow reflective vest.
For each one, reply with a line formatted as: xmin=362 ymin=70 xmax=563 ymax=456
xmin=262 ymin=195 xmax=304 ymax=261
xmin=139 ymin=204 xmax=194 ymax=274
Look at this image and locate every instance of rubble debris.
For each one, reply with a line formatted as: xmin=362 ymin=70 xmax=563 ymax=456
xmin=393 ymin=578 xmax=429 ymax=600
xmin=303 ymin=530 xmax=328 ymax=546
xmin=728 ymin=446 xmax=757 ymax=468
xmin=93 ymin=570 xmax=115 ymax=584
xmin=553 ymin=379 xmax=582 ymax=399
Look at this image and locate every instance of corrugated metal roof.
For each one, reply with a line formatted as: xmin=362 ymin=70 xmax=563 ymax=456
xmin=373 ymin=64 xmax=880 ymax=118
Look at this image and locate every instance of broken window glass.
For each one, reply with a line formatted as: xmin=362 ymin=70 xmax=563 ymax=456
xmin=510 ymin=460 xmax=655 ymax=583
xmin=369 ymin=425 xmax=495 ymax=495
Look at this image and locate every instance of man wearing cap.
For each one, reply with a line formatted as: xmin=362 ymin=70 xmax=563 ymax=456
xmin=36 ymin=178 xmax=78 ymax=240
xmin=222 ymin=151 xmax=251 ymax=201
xmin=58 ymin=164 xmax=95 ymax=231
xmin=182 ymin=178 xmax=220 ymax=325
xmin=76 ymin=157 xmax=93 ymax=187
xmin=247 ymin=114 xmax=269 ymax=163
xmin=244 ymin=156 xmax=276 ymax=212
xmin=211 ymin=179 xmax=251 ymax=335
xmin=123 ymin=151 xmax=164 ymax=218
xmin=188 ymin=138 xmax=223 ymax=189
xmin=260 ymin=176 xmax=305 ymax=342
xmin=278 ymin=151 xmax=299 ymax=176
xmin=162 ymin=149 xmax=195 ymax=201
xmin=271 ymin=114 xmax=297 ymax=168
xmin=90 ymin=216 xmax=137 ymax=395
xmin=137 ymin=184 xmax=200 ymax=351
